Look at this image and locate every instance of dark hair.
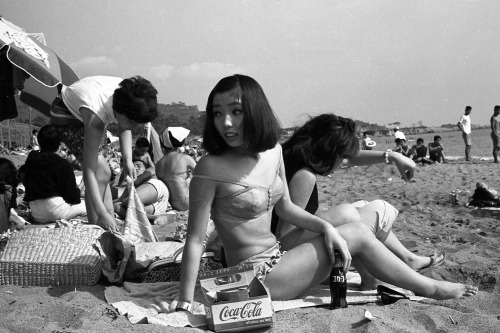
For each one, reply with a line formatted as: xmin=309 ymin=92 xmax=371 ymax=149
xmin=494 ymin=105 xmax=500 ymax=112
xmin=202 ymin=74 xmax=281 ymax=155
xmin=417 ymin=138 xmax=424 ymax=144
xmin=113 ymin=76 xmax=158 ymax=123
xmin=0 ymin=158 xmax=18 ymax=187
xmin=395 ymin=138 xmax=401 ymax=144
xmin=282 ymin=114 xmax=359 ymax=176
xmin=132 ymin=159 xmax=147 ymax=167
xmin=433 ymin=135 xmax=441 ymax=141
xmin=465 ymin=106 xmax=472 ymax=111
xmin=135 ymin=137 xmax=150 ymax=148
xmin=32 ymin=129 xmax=38 ymax=135
xmin=38 ymin=125 xmax=61 ymax=153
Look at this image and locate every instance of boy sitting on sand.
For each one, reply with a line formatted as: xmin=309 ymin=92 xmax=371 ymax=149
xmin=408 ymin=138 xmax=434 ymax=165
xmin=428 ymin=135 xmax=447 ymax=163
xmin=113 ymin=159 xmax=169 ymax=218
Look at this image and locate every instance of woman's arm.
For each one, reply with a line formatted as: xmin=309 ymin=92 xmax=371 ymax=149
xmin=178 ymin=157 xmax=216 ymax=304
xmin=345 ymin=150 xmax=415 ymax=181
xmin=118 ymin=127 xmax=136 ymax=180
xmin=81 ymin=108 xmax=116 ymax=230
xmin=275 ymin=168 xmax=316 ymax=238
xmin=273 ymin=149 xmax=350 ymax=269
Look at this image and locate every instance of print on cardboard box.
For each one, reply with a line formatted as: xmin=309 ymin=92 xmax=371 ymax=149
xmin=199 ymin=264 xmax=274 ymax=332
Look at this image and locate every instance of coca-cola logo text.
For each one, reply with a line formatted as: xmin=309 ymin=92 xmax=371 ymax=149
xmin=219 ymin=301 xmax=263 ymax=321
xmin=330 ymin=275 xmax=346 ymax=283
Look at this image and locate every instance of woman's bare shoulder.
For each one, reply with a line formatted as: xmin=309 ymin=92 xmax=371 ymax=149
xmin=193 ymin=154 xmax=221 ymax=176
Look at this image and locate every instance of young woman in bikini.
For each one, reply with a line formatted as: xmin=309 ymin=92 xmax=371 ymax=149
xmin=176 ymin=74 xmax=477 ymax=312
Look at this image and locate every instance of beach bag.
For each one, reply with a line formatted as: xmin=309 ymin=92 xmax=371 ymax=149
xmin=468 ymin=182 xmax=500 ymax=207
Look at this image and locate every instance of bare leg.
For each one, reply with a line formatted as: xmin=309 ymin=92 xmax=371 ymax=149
xmin=85 ymin=155 xmax=112 ymax=225
xmin=465 ymin=145 xmax=471 ymax=161
xmin=266 ymin=223 xmax=478 ymax=300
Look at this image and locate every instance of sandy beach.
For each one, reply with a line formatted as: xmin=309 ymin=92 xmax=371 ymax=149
xmin=1 ymin=154 xmax=500 ymax=332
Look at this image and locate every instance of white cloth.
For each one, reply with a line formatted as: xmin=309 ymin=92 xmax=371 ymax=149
xmin=29 ymin=196 xmax=86 ymax=223
xmin=61 ymin=76 xmax=121 ymax=127
xmin=458 ymin=114 xmax=472 ymax=134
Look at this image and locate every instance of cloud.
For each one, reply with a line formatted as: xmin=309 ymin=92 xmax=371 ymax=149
xmin=70 ymin=56 xmax=119 ymax=76
xmin=149 ymin=64 xmax=175 ymax=81
xmin=176 ymin=62 xmax=245 ymax=79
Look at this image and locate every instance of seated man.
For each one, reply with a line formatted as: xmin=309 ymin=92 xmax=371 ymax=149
xmin=408 ymin=138 xmax=434 ymax=165
xmin=428 ymin=135 xmax=447 ymax=163
xmin=113 ymin=159 xmax=170 ymax=218
xmin=22 ymin=125 xmax=86 ymax=223
xmin=156 ymin=127 xmax=196 ymax=211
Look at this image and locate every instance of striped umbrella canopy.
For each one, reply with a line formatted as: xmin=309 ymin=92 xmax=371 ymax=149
xmin=0 ymin=16 xmax=78 ymax=117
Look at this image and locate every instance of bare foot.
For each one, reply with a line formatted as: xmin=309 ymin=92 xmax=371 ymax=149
xmin=418 ymin=281 xmax=478 ymax=300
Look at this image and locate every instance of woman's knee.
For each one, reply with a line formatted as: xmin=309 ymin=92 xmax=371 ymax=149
xmin=337 ymin=222 xmax=373 ymax=243
xmin=96 ymin=157 xmax=112 ymax=183
xmin=317 ymin=203 xmax=361 ymax=227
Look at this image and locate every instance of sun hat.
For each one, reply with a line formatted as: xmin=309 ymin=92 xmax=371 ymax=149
xmin=160 ymin=127 xmax=190 ymax=149
xmin=367 ymin=140 xmax=376 ymax=147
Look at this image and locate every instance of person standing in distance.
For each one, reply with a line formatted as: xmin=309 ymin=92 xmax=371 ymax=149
xmin=490 ymin=105 xmax=500 ymax=163
xmin=457 ymin=106 xmax=472 ymax=161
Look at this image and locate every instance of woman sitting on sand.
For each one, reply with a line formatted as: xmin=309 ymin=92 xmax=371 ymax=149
xmin=272 ymin=114 xmax=446 ymax=289
xmin=176 ymin=74 xmax=477 ymax=311
xmin=155 ymin=127 xmax=196 ymax=211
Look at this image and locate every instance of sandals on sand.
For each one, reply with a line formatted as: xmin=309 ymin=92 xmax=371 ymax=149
xmin=418 ymin=251 xmax=446 ymax=272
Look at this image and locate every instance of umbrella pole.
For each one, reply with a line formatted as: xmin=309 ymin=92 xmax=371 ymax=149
xmin=29 ymin=107 xmax=32 ymax=137
xmin=8 ymin=120 xmax=11 ymax=149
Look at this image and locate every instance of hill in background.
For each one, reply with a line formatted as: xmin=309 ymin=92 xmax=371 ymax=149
xmin=13 ymin=96 xmax=207 ymax=136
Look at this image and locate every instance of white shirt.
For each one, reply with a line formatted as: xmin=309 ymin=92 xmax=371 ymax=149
xmin=458 ymin=114 xmax=471 ymax=134
xmin=61 ymin=76 xmax=121 ymax=127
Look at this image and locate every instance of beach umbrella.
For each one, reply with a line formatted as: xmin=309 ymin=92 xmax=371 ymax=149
xmin=0 ymin=16 xmax=78 ymax=118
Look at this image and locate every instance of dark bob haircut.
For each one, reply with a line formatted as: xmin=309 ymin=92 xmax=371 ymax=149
xmin=282 ymin=114 xmax=359 ymax=176
xmin=38 ymin=125 xmax=61 ymax=153
xmin=202 ymin=74 xmax=281 ymax=155
xmin=113 ymin=76 xmax=158 ymax=123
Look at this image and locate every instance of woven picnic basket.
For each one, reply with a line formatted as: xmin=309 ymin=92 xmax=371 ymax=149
xmin=0 ymin=227 xmax=104 ymax=286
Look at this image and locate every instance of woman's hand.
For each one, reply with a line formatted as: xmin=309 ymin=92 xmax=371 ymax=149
xmin=97 ymin=213 xmax=119 ymax=232
xmin=390 ymin=153 xmax=415 ymax=181
xmin=323 ymin=225 xmax=351 ymax=273
xmin=122 ymin=160 xmax=137 ymax=180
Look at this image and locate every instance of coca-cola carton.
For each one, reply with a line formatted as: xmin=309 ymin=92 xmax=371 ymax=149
xmin=199 ymin=264 xmax=274 ymax=332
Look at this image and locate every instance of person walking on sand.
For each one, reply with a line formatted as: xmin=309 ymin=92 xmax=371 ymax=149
xmin=176 ymin=74 xmax=477 ymax=314
xmin=457 ymin=106 xmax=472 ymax=161
xmin=490 ymin=105 xmax=500 ymax=163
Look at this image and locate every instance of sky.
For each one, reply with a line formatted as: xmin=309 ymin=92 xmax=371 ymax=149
xmin=2 ymin=0 xmax=500 ymax=128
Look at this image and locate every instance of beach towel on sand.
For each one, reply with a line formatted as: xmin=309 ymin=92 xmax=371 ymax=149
xmin=104 ymin=272 xmax=396 ymax=328
xmin=105 ymin=274 xmax=429 ymax=328
xmin=96 ymin=176 xmax=158 ymax=283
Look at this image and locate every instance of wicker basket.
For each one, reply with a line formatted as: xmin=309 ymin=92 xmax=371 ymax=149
xmin=0 ymin=227 xmax=104 ymax=286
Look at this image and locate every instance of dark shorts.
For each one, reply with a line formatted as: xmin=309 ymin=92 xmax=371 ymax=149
xmin=50 ymin=96 xmax=85 ymax=162
xmin=53 ymin=123 xmax=85 ymax=162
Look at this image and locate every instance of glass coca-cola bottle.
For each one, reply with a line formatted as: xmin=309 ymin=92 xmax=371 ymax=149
xmin=330 ymin=250 xmax=348 ymax=309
